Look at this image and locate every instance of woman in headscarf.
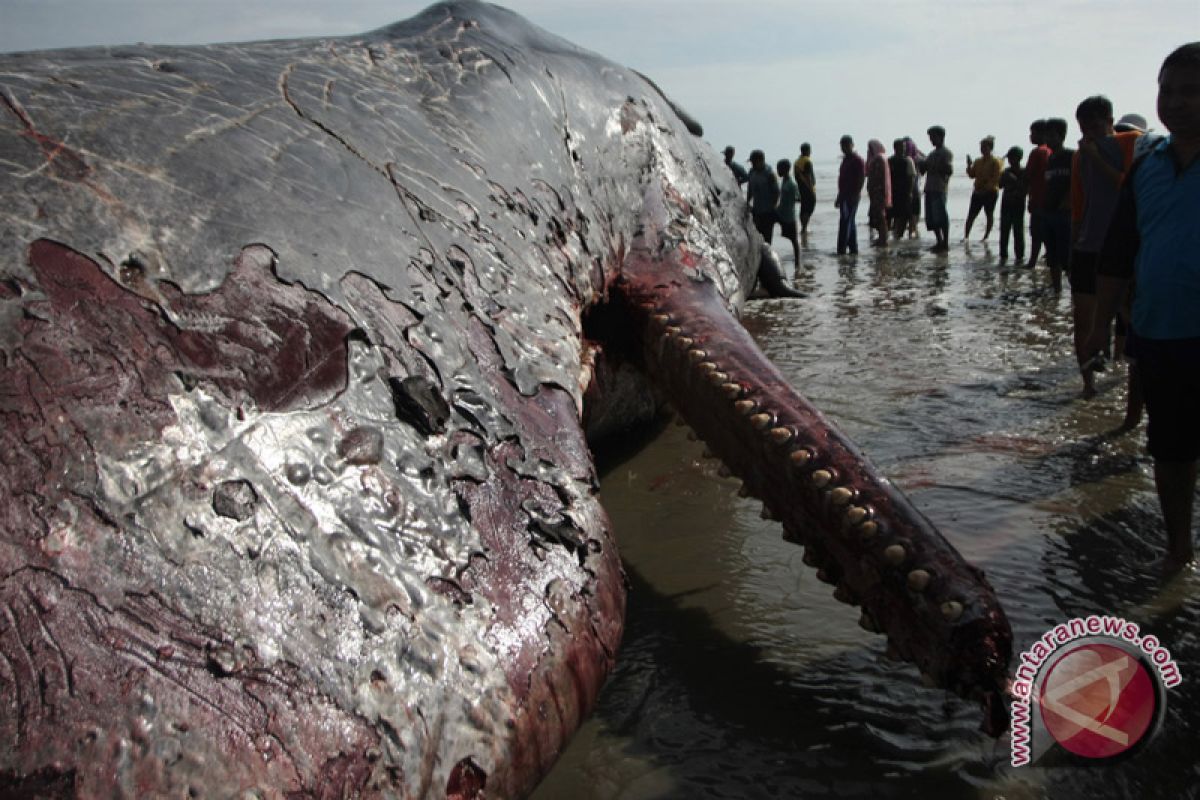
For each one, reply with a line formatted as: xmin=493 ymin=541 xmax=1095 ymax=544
xmin=905 ymin=137 xmax=925 ymax=236
xmin=865 ymin=139 xmax=892 ymax=246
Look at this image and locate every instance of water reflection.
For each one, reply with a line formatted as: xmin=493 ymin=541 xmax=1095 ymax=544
xmin=534 ymin=192 xmax=1198 ymax=799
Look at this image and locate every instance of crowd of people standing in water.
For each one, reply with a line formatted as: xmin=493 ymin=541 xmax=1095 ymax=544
xmin=722 ymin=41 xmax=1200 ymax=577
xmin=723 ymin=115 xmax=1150 ymax=265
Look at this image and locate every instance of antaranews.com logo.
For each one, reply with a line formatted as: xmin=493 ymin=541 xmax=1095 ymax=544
xmin=1010 ymin=615 xmax=1182 ymax=766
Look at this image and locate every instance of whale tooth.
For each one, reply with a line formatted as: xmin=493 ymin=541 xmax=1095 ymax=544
xmin=750 ymin=413 xmax=772 ymax=430
xmin=734 ymin=400 xmax=756 ymax=415
xmin=666 ymin=326 xmax=683 ymax=337
xmin=721 ymin=382 xmax=743 ymax=399
xmin=811 ymin=469 xmax=832 ymax=488
xmin=829 ymin=487 xmax=853 ymax=505
xmin=789 ymin=449 xmax=812 ymax=467
xmin=677 ymin=336 xmax=694 ymax=349
xmin=709 ymin=371 xmax=728 ymax=385
xmin=941 ymin=600 xmax=964 ymax=622
xmin=858 ymin=610 xmax=880 ymax=633
xmin=859 ymin=521 xmax=879 ymax=539
xmin=718 ymin=465 xmax=732 ymax=478
xmin=698 ymin=361 xmax=718 ymax=374
xmin=846 ymin=506 xmax=868 ymax=525
xmin=687 ymin=348 xmax=707 ymax=363
xmin=768 ymin=427 xmax=792 ymax=444
xmin=907 ymin=569 xmax=931 ymax=592
xmin=884 ymin=544 xmax=907 ymax=566
xmin=652 ymin=313 xmax=671 ymax=326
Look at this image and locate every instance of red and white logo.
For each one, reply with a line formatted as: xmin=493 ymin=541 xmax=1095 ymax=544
xmin=1037 ymin=642 xmax=1157 ymax=759
xmin=1009 ymin=615 xmax=1181 ymax=767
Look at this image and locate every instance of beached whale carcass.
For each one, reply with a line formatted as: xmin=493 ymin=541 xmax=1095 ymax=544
xmin=0 ymin=2 xmax=1010 ymax=796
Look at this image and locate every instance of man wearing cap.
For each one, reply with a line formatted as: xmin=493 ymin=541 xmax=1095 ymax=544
xmin=723 ymin=146 xmax=749 ymax=185
xmin=1115 ymin=112 xmax=1149 ymax=134
xmin=1115 ymin=112 xmax=1167 ymax=160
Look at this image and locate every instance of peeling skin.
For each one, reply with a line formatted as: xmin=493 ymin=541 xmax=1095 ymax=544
xmin=1 ymin=2 xmax=729 ymax=796
xmin=0 ymin=0 xmax=1006 ymax=797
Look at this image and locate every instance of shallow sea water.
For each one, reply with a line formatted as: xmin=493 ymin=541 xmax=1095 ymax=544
xmin=533 ymin=175 xmax=1200 ymax=800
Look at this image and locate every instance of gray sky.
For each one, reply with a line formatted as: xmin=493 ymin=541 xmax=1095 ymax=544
xmin=3 ymin=1 xmax=1196 ymax=167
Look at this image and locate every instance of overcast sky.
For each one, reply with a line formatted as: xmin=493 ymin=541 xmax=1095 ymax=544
xmin=3 ymin=1 xmax=1196 ymax=168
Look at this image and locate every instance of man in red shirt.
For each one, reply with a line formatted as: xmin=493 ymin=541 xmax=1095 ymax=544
xmin=1024 ymin=119 xmax=1052 ymax=270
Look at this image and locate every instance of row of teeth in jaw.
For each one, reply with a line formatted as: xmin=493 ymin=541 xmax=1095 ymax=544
xmin=649 ymin=306 xmax=965 ymax=627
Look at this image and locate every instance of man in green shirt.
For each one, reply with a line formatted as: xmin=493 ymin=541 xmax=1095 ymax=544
xmin=776 ymin=158 xmax=801 ymax=269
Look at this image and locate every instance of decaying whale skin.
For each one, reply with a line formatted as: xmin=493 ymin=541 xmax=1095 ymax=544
xmin=0 ymin=3 xmax=747 ymax=797
xmin=0 ymin=2 xmax=1009 ymax=797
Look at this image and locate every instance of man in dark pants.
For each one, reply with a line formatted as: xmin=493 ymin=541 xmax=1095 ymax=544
xmin=1040 ymin=118 xmax=1074 ymax=293
xmin=1085 ymin=42 xmax=1200 ymax=576
xmin=834 ymin=135 xmax=865 ymax=255
xmin=1070 ymin=96 xmax=1127 ymax=398
xmin=794 ymin=142 xmax=818 ymax=236
xmin=1024 ymin=119 xmax=1051 ymax=269
xmin=746 ymin=149 xmax=779 ymax=243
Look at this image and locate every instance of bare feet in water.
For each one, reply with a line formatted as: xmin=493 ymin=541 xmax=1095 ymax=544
xmin=1160 ymin=555 xmax=1198 ymax=580
xmin=1115 ymin=411 xmax=1144 ymax=433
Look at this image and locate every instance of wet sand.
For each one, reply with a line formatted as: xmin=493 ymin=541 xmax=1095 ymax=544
xmin=533 ymin=175 xmax=1199 ymax=800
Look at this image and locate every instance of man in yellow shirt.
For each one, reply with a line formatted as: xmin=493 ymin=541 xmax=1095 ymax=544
xmin=964 ymin=135 xmax=1004 ymax=240
xmin=793 ymin=142 xmax=817 ymax=236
